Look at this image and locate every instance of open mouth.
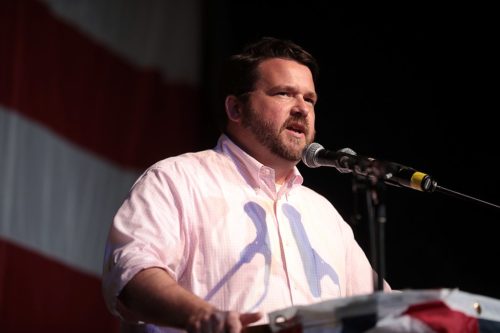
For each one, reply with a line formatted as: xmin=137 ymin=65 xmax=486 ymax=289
xmin=286 ymin=122 xmax=307 ymax=136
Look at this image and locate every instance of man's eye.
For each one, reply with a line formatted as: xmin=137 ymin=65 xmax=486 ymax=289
xmin=306 ymin=98 xmax=317 ymax=105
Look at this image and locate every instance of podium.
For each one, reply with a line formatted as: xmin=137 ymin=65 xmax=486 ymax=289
xmin=248 ymin=289 xmax=500 ymax=333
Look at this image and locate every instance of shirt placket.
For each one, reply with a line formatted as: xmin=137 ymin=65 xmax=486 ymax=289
xmin=274 ymin=195 xmax=308 ymax=305
xmin=257 ymin=167 xmax=310 ymax=305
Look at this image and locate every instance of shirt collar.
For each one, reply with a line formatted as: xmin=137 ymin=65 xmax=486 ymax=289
xmin=215 ymin=134 xmax=303 ymax=195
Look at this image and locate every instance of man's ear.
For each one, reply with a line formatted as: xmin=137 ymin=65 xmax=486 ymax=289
xmin=225 ymin=95 xmax=243 ymax=122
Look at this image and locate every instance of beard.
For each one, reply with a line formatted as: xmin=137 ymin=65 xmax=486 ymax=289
xmin=241 ymin=105 xmax=315 ymax=161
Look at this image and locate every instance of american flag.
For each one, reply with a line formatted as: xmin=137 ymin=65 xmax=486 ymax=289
xmin=0 ymin=1 xmax=201 ymax=331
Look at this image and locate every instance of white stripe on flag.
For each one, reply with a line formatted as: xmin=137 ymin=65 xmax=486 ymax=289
xmin=0 ymin=106 xmax=139 ymax=275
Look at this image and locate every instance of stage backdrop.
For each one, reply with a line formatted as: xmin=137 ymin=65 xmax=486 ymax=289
xmin=0 ymin=0 xmax=202 ymax=331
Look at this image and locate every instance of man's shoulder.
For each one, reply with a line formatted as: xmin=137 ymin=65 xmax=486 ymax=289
xmin=144 ymin=148 xmax=228 ymax=177
xmin=129 ymin=149 xmax=225 ymax=189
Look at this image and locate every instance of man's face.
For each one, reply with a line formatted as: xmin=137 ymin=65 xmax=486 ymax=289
xmin=241 ymin=58 xmax=317 ymax=162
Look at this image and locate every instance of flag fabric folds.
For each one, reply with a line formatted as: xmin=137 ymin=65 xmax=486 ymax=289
xmin=268 ymin=289 xmax=500 ymax=333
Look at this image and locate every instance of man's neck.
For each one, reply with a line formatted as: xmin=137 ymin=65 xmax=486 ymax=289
xmin=274 ymin=165 xmax=295 ymax=185
xmin=224 ymin=131 xmax=297 ymax=184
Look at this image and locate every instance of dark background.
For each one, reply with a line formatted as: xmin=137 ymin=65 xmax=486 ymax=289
xmin=202 ymin=4 xmax=500 ymax=298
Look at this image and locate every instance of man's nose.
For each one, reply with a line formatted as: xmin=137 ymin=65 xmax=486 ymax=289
xmin=291 ymin=96 xmax=311 ymax=116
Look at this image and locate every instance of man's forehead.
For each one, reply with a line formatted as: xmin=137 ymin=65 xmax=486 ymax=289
xmin=255 ymin=58 xmax=314 ymax=85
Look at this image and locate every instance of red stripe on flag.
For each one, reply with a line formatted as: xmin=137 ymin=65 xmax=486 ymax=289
xmin=0 ymin=0 xmax=201 ymax=170
xmin=0 ymin=237 xmax=119 ymax=332
xmin=405 ymin=300 xmax=479 ymax=333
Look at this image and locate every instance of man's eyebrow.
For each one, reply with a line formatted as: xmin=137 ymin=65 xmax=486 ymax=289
xmin=268 ymin=85 xmax=317 ymax=96
xmin=267 ymin=84 xmax=294 ymax=91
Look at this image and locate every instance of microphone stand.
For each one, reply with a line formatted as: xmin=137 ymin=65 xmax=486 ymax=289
xmin=351 ymin=160 xmax=388 ymax=292
xmin=351 ymin=161 xmax=500 ymax=293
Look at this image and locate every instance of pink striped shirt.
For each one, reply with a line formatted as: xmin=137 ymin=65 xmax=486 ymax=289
xmin=102 ymin=134 xmax=384 ymax=331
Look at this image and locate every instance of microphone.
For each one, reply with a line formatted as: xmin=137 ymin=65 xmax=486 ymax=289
xmin=302 ymin=142 xmax=437 ymax=192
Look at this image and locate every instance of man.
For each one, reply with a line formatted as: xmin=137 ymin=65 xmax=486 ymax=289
xmin=102 ymin=37 xmax=389 ymax=333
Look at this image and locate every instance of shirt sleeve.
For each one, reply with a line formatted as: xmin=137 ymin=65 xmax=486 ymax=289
xmin=101 ymin=165 xmax=187 ymax=316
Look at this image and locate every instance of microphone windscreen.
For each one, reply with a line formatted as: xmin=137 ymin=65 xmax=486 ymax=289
xmin=301 ymin=142 xmax=324 ymax=168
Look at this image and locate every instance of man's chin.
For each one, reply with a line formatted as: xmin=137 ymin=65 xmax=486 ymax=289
xmin=282 ymin=145 xmax=306 ymax=162
xmin=272 ymin=135 xmax=310 ymax=161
